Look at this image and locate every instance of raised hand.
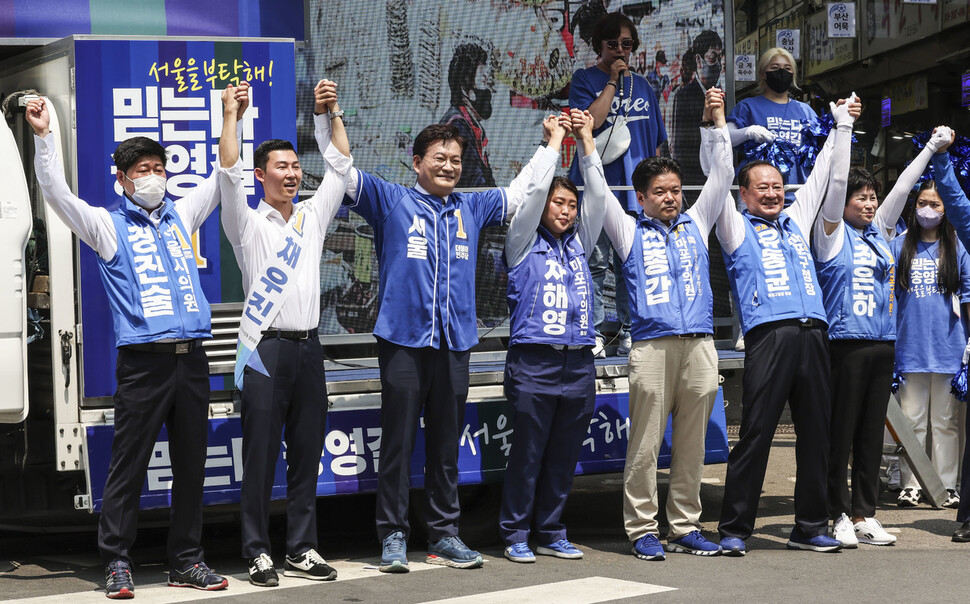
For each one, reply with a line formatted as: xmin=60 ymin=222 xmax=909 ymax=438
xmin=928 ymin=126 xmax=955 ymax=154
xmin=314 ymin=79 xmax=338 ymax=115
xmin=24 ymin=96 xmax=50 ymax=137
xmin=234 ymin=81 xmax=250 ymax=120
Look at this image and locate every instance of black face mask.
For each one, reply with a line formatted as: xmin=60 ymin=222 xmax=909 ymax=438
xmin=699 ymin=61 xmax=721 ymax=88
xmin=467 ymin=88 xmax=493 ymax=120
xmin=764 ymin=69 xmax=793 ymax=94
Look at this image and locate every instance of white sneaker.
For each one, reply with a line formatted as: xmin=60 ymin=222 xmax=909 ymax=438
xmin=592 ymin=336 xmax=606 ymax=359
xmin=617 ymin=333 xmax=632 ymax=356
xmin=854 ymin=517 xmax=896 ymax=545
xmin=830 ymin=513 xmax=858 ymax=548
xmin=943 ymin=489 xmax=961 ymax=509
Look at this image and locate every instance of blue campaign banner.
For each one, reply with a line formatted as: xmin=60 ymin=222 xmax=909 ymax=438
xmin=85 ymin=390 xmax=729 ymax=512
xmin=72 ymin=38 xmax=296 ymax=399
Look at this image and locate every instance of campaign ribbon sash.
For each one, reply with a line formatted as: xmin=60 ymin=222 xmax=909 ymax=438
xmin=235 ymin=202 xmax=314 ymax=390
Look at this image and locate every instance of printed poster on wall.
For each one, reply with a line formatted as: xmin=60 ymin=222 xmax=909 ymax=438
xmin=74 ymin=38 xmax=296 ymax=399
xmin=296 ymin=0 xmax=730 ymax=334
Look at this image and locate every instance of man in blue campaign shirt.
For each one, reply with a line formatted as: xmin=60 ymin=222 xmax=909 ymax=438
xmin=568 ymin=12 xmax=667 ymax=356
xmin=929 ymin=128 xmax=970 ymax=542
xmin=26 ymin=91 xmax=242 ymax=597
xmin=336 ymin=122 xmax=557 ymax=573
xmin=602 ymin=88 xmax=733 ymax=562
xmin=714 ymin=97 xmax=859 ymax=556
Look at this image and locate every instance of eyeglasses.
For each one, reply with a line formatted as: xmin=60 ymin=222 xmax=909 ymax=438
xmin=605 ymin=39 xmax=634 ymax=50
xmin=426 ymin=155 xmax=462 ymax=169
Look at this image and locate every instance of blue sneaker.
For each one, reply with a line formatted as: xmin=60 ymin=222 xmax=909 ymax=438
xmin=380 ymin=531 xmax=409 ymax=573
xmin=504 ymin=542 xmax=536 ymax=563
xmin=787 ymin=528 xmax=842 ymax=552
xmin=666 ymin=531 xmax=722 ymax=556
xmin=536 ymin=539 xmax=583 ymax=559
xmin=632 ymin=533 xmax=665 ymax=561
xmin=427 ymin=536 xmax=483 ymax=569
xmin=719 ymin=536 xmax=746 ymax=557
xmin=105 ymin=559 xmax=134 ymax=599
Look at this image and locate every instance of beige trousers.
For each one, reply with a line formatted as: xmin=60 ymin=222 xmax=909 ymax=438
xmin=623 ymin=335 xmax=718 ymax=541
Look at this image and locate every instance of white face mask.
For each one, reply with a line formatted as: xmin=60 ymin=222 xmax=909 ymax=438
xmin=125 ymin=173 xmax=167 ymax=210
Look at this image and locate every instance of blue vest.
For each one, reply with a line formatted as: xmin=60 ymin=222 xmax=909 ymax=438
xmin=505 ymin=226 xmax=594 ymax=346
xmin=624 ymin=213 xmax=713 ymax=341
xmin=101 ymin=197 xmax=212 ymax=347
xmin=724 ymin=211 xmax=827 ymax=334
xmin=816 ymin=223 xmax=896 ymax=341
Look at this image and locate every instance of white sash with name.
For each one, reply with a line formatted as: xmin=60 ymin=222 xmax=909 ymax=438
xmin=235 ymin=202 xmax=313 ymax=390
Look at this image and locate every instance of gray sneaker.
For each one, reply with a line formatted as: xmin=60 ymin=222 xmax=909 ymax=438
xmin=380 ymin=531 xmax=409 ymax=573
xmin=427 ymin=536 xmax=483 ymax=569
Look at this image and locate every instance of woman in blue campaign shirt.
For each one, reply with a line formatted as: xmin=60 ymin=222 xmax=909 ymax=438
xmin=813 ymin=126 xmax=953 ymax=548
xmin=499 ymin=110 xmax=605 ymax=563
xmin=727 ymin=47 xmax=818 ymax=199
xmin=891 ymin=180 xmax=970 ymax=509
xmin=568 ymin=12 xmax=667 ymax=356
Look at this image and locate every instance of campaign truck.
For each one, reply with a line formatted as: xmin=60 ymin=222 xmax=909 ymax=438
xmin=0 ymin=0 xmax=737 ymax=536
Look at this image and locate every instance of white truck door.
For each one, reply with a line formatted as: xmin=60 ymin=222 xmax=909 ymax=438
xmin=0 ymin=109 xmax=33 ymax=424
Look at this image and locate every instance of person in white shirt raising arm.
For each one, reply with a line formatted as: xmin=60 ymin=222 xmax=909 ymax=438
xmin=219 ymin=79 xmax=352 ymax=588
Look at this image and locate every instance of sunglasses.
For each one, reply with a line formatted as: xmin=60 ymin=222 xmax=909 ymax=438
xmin=605 ymin=39 xmax=634 ymax=50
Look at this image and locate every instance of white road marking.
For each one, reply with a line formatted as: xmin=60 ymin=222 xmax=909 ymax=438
xmin=418 ymin=576 xmax=676 ymax=604
xmin=1 ymin=559 xmax=443 ymax=604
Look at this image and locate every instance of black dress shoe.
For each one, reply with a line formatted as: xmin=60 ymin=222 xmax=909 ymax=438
xmin=952 ymin=521 xmax=970 ymax=543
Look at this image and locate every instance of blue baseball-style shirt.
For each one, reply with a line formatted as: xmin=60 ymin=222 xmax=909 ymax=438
xmin=568 ymin=66 xmax=667 ymax=213
xmin=342 ymin=147 xmax=558 ymax=351
xmin=346 ymin=175 xmax=505 ymax=351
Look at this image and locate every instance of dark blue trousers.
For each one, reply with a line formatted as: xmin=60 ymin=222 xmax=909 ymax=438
xmin=375 ymin=338 xmax=470 ymax=543
xmin=240 ymin=332 xmax=328 ymax=559
xmin=499 ymin=345 xmax=596 ymax=546
xmin=718 ymin=322 xmax=832 ymax=540
xmin=98 ymin=345 xmax=209 ymax=569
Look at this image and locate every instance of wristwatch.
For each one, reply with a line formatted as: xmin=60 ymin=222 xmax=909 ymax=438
xmin=330 ymin=110 xmax=345 ymax=119
xmin=699 ymin=120 xmax=715 ymax=128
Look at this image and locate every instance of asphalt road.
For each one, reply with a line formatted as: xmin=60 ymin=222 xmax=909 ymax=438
xmin=3 ymin=431 xmax=968 ymax=603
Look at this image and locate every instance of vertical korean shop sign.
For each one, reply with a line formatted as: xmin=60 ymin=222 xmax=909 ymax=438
xmin=73 ymin=38 xmax=296 ymax=399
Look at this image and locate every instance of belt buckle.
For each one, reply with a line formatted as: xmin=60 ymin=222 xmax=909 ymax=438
xmin=175 ymin=341 xmax=192 ymax=354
